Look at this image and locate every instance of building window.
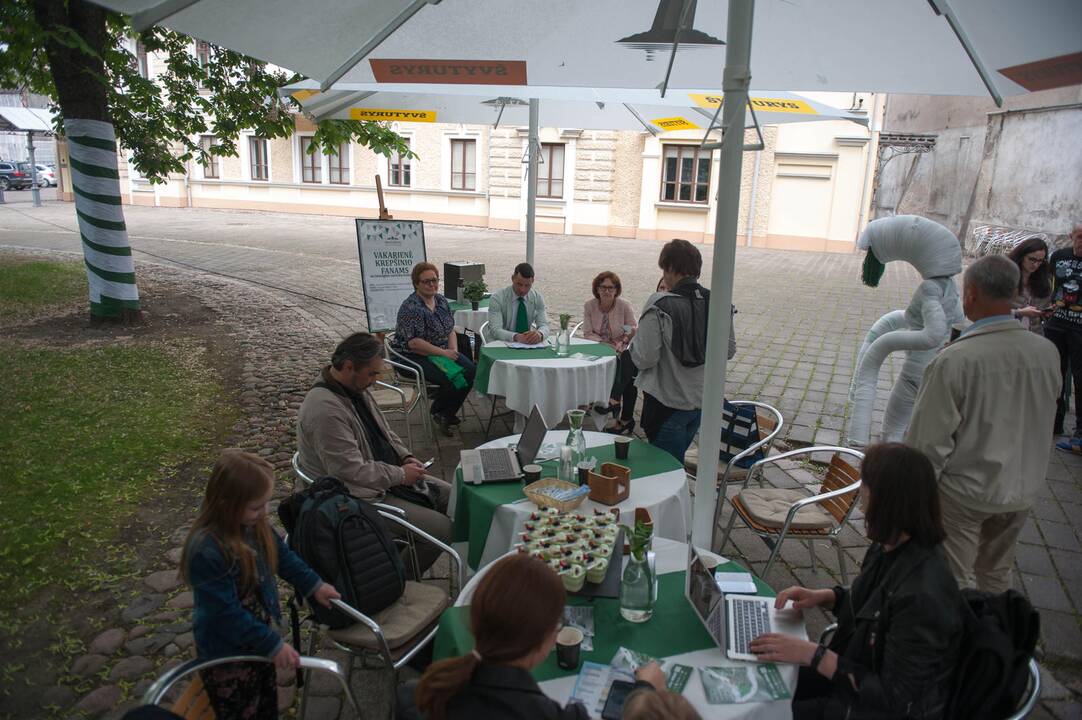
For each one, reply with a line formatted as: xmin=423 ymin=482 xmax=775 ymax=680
xmin=450 ymin=138 xmax=476 ymax=191
xmin=135 ymin=41 xmax=149 ymax=79
xmin=299 ymin=137 xmax=320 ymax=183
xmin=389 ymin=140 xmax=411 ymax=187
xmin=328 ymin=143 xmax=349 ymax=185
xmin=249 ymin=137 xmax=268 ymax=181
xmin=538 ymin=143 xmax=565 ymax=198
xmin=661 ymin=145 xmax=711 ymax=203
xmin=200 ymin=135 xmax=219 ymax=178
xmin=195 ymin=41 xmax=212 ymax=69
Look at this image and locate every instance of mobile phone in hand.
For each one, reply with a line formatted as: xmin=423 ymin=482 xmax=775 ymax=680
xmin=422 ymin=458 xmax=435 ymax=469
xmin=601 ymin=680 xmax=638 ymax=720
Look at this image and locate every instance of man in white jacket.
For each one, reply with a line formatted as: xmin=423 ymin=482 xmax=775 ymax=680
xmin=906 ymin=255 xmax=1060 ymax=593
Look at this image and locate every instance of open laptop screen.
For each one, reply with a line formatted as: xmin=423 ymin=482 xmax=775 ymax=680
xmin=686 ymin=548 xmax=725 ymax=646
xmin=514 ymin=405 xmax=548 ymax=466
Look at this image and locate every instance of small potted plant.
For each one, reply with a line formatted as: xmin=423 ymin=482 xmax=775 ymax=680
xmin=619 ymin=508 xmax=655 ymax=623
xmin=557 ymin=313 xmax=572 ymax=356
xmin=463 ymin=279 xmax=488 ymax=310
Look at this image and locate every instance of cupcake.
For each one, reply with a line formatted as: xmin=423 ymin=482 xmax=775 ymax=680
xmin=560 ymin=563 xmax=586 ymax=592
xmin=586 ymin=557 xmax=609 ymax=584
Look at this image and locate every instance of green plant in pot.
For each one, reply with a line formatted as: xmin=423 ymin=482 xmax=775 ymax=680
xmin=463 ymin=279 xmax=488 ymax=310
xmin=559 ymin=312 xmax=571 ymax=331
xmin=619 ymin=508 xmax=655 ymax=622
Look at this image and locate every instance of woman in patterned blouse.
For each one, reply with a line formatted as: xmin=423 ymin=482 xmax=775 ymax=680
xmin=394 ymin=262 xmax=476 ymax=434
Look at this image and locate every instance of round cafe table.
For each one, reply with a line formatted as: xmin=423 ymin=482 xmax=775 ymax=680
xmin=449 ymin=430 xmax=691 ymax=571
xmin=432 ymin=537 xmax=803 ymax=720
xmin=449 ymin=297 xmax=489 ymax=333
xmin=474 ymin=338 xmax=617 ymax=429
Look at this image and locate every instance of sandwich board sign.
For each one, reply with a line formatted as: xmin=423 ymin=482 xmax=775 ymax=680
xmin=356 ymin=218 xmax=427 ymax=333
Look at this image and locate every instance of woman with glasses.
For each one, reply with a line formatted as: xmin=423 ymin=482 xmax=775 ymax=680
xmin=582 ymin=271 xmax=639 ymax=434
xmin=393 ymin=262 xmax=476 ymax=434
xmin=1007 ymin=236 xmax=1052 ymax=334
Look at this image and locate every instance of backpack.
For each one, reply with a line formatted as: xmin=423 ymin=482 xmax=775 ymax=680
xmin=946 ymin=588 xmax=1040 ymax=719
xmin=278 ymin=476 xmax=407 ymax=629
xmin=719 ymin=400 xmax=765 ymax=469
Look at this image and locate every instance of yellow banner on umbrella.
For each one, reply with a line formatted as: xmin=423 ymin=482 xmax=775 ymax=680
xmin=290 ymin=89 xmax=320 ymax=101
xmin=651 ymin=116 xmax=701 ymax=131
xmin=349 ymin=108 xmax=438 ymax=123
xmin=689 ymin=94 xmax=818 ymax=115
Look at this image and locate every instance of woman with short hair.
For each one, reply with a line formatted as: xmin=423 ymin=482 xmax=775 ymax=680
xmin=393 ymin=262 xmax=476 ymax=434
xmin=582 ymin=271 xmax=639 ymax=434
xmin=1007 ymin=236 xmax=1052 ymax=333
xmin=749 ymin=443 xmax=966 ymax=720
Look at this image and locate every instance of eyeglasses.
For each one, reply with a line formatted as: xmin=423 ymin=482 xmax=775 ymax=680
xmin=598 ymin=285 xmax=618 ymax=292
xmin=418 ymin=277 xmax=440 ymax=285
xmin=1024 ymin=255 xmax=1046 ymax=265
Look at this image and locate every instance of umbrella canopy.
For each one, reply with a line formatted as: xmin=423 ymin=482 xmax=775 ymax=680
xmin=104 ymin=0 xmax=1081 ymax=99
xmin=282 ymin=83 xmax=869 ymax=132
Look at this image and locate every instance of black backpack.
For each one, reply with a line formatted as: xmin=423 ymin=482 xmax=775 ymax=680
xmin=278 ymin=476 xmax=407 ymax=629
xmin=946 ymin=588 xmax=1040 ymax=719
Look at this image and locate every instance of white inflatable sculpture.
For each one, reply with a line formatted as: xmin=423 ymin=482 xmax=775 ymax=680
xmin=847 ymin=215 xmax=965 ymax=447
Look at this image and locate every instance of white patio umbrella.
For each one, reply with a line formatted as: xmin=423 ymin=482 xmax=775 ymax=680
xmin=94 ymin=0 xmax=1082 ymax=548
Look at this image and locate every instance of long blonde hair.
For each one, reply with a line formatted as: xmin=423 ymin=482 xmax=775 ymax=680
xmin=181 ymin=449 xmax=278 ymax=593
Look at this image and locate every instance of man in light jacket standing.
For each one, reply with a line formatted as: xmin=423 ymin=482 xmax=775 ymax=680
xmin=906 ymin=255 xmax=1060 ymax=592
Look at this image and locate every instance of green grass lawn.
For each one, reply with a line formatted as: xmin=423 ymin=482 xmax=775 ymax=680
xmin=0 ymin=258 xmax=233 ymax=604
xmin=0 ymin=257 xmax=87 ymax=317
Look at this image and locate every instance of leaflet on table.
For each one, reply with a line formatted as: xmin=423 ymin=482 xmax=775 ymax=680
xmin=570 ymin=649 xmax=692 ymax=718
xmin=699 ymin=664 xmax=791 ymax=704
xmin=562 ymin=606 xmax=594 ymax=651
xmin=715 ymin=571 xmax=757 ymax=594
xmin=506 ymin=341 xmax=549 ymax=349
xmin=570 ymin=352 xmax=603 ymax=361
xmin=610 ymin=647 xmax=692 ymax=693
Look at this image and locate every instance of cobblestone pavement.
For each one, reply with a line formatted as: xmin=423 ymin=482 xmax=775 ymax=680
xmin=2 ymin=201 xmax=1080 ymax=718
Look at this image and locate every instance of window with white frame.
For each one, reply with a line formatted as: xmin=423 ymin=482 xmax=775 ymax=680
xmin=328 ymin=143 xmax=349 ymax=185
xmin=660 ymin=144 xmax=711 ymax=204
xmin=299 ymin=136 xmax=320 ymax=183
xmin=249 ymin=137 xmax=268 ymax=181
xmin=199 ymin=135 xmax=219 ymax=178
xmin=538 ymin=143 xmax=565 ymax=198
xmin=389 ymin=140 xmax=411 ymax=187
xmin=450 ymin=138 xmax=476 ymax=191
xmin=135 ymin=41 xmax=149 ymax=79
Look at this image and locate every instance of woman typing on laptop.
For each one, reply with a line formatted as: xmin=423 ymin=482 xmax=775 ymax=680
xmin=749 ymin=443 xmax=966 ymax=720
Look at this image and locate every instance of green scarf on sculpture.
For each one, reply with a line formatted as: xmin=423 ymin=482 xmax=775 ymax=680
xmin=515 ymin=296 xmax=529 ymax=333
xmin=429 ymin=355 xmax=468 ymax=389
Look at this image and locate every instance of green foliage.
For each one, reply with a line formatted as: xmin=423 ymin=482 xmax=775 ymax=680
xmin=0 ymin=339 xmax=232 ymax=602
xmin=620 ymin=516 xmax=654 ymax=562
xmin=462 ymin=279 xmax=488 ymax=303
xmin=559 ymin=312 xmax=572 ymax=330
xmin=862 ymin=248 xmax=885 ymax=288
xmin=0 ymin=0 xmax=413 ymax=182
xmin=0 ymin=259 xmax=87 ymax=316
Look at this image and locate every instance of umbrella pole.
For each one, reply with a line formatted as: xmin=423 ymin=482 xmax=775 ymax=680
xmin=691 ymin=0 xmax=753 ymax=549
xmin=525 ymin=98 xmax=539 ymax=266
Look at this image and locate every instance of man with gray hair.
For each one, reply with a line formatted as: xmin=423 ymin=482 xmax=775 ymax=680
xmin=906 ymin=254 xmax=1060 ymax=592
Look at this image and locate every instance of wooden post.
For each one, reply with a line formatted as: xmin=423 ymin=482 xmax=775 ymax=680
xmin=375 ymin=174 xmax=392 ymax=220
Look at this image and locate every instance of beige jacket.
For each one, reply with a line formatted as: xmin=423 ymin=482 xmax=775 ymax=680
xmin=296 ymin=371 xmax=412 ymax=501
xmin=905 ymin=318 xmax=1061 ymax=513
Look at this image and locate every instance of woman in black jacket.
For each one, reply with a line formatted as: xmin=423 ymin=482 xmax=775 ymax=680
xmin=750 ymin=443 xmax=967 ymax=720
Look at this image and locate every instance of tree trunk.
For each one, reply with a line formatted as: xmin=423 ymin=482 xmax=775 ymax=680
xmin=34 ymin=0 xmax=142 ymax=322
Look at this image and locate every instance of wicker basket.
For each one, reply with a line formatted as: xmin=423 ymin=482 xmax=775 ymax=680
xmin=523 ymin=478 xmax=588 ymax=512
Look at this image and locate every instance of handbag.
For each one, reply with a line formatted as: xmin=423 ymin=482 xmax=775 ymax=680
xmin=719 ymin=400 xmax=764 ymax=469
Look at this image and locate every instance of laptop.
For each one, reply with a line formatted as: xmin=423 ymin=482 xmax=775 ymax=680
xmin=460 ymin=405 xmax=548 ymax=484
xmin=685 ymin=546 xmax=805 ymax=662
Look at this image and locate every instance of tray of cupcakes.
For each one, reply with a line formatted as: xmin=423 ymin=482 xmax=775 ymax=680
xmin=515 ymin=507 xmax=624 ymax=597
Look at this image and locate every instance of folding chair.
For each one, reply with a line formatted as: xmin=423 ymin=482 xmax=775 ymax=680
xmin=716 ymin=446 xmax=864 ymax=584
xmin=297 ymin=512 xmax=463 ymax=720
xmin=140 ymin=654 xmax=359 ymax=719
xmin=685 ymin=401 xmax=784 ymax=488
xmin=370 ymin=361 xmax=424 ymax=449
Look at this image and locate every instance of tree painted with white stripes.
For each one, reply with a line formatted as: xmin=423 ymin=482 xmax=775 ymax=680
xmin=1 ymin=0 xmax=411 ymax=320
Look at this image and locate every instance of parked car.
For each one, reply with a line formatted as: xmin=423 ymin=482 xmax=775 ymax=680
xmin=0 ymin=161 xmax=32 ymax=191
xmin=34 ymin=164 xmax=57 ymax=187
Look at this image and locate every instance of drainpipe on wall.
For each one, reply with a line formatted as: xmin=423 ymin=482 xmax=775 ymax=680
xmin=745 ymin=148 xmax=761 ymax=247
xmin=856 ymin=93 xmax=883 ymax=236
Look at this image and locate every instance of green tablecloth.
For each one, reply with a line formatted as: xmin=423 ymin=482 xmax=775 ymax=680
xmin=474 ymin=342 xmax=616 ymax=396
xmin=452 ymin=439 xmax=682 ymax=569
xmin=432 ymin=561 xmax=775 ymax=682
xmin=449 ymin=297 xmax=490 ymax=312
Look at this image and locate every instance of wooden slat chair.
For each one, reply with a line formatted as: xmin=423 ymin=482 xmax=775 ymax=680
xmin=372 ymin=358 xmax=423 ymax=449
xmin=685 ymin=401 xmax=784 ymax=487
xmin=141 ymin=655 xmax=358 ymax=719
xmin=715 ymin=446 xmax=863 ymax=584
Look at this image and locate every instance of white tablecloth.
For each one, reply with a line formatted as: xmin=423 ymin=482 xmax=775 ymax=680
xmin=453 ymin=306 xmax=488 ymax=333
xmin=455 ymin=538 xmax=801 ymax=720
xmin=482 ymin=338 xmax=617 ymax=429
xmin=449 ymin=430 xmax=691 ymax=570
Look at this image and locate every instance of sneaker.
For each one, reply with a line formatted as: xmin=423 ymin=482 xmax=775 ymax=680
xmin=1055 ymin=437 xmax=1082 ymax=454
xmin=431 ymin=413 xmax=454 ymax=436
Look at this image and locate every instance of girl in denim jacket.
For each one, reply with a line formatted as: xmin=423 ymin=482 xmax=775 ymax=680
xmin=182 ymin=450 xmax=339 ymax=719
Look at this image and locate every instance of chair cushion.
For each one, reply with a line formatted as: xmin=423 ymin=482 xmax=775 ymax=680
xmin=328 ymin=581 xmax=449 ymax=650
xmin=737 ymin=488 xmax=834 ymax=530
xmin=371 ymin=385 xmax=417 ymax=409
xmin=684 ymin=446 xmax=750 ymax=480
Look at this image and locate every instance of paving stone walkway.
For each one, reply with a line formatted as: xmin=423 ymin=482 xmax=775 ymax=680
xmin=1 ymin=201 xmax=1079 ymax=718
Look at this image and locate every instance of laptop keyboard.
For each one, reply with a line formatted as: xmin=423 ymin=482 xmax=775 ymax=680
xmin=479 ymin=448 xmax=516 ymax=478
xmin=731 ymin=598 xmax=772 ymax=655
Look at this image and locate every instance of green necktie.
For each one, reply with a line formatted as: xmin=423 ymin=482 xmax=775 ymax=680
xmin=515 ymin=296 xmax=529 ymax=333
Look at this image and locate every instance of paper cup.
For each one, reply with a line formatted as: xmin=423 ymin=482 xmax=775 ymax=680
xmin=523 ymin=464 xmax=543 ymax=484
xmin=614 ymin=436 xmax=631 ymax=460
xmin=556 ymin=626 xmax=584 ymax=669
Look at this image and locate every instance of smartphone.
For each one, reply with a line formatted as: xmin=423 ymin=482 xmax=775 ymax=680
xmin=422 ymin=458 xmax=435 ymax=469
xmin=601 ymin=680 xmax=638 ymax=720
